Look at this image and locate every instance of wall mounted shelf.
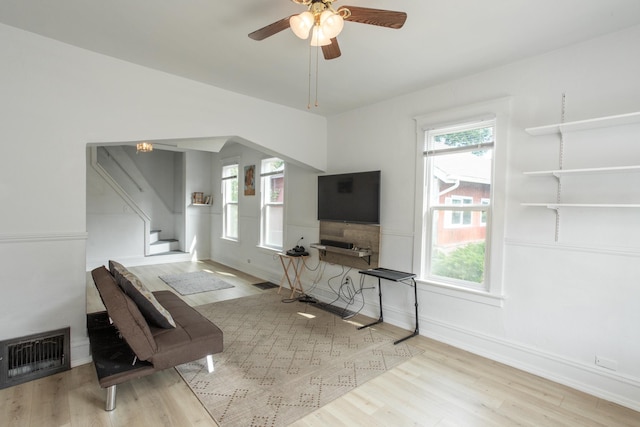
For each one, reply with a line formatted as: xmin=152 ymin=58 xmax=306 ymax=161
xmin=523 ymin=165 xmax=640 ymax=177
xmin=521 ymin=203 xmax=640 ymax=209
xmin=315 ymin=221 xmax=380 ymax=269
xmin=310 ymin=244 xmax=373 ymax=265
xmin=525 ymin=111 xmax=640 ymax=136
xmin=522 ymin=109 xmax=640 ymax=241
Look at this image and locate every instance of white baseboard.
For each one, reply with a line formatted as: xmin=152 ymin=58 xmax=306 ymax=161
xmin=71 ymin=337 xmax=92 ymax=368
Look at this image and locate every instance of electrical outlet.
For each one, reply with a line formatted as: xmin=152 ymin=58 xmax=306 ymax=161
xmin=595 ymin=356 xmax=618 ymax=371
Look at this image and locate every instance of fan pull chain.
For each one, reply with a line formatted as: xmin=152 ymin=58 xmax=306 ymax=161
xmin=315 ymin=44 xmax=320 ymax=107
xmin=307 ymin=44 xmax=313 ymax=109
xmin=306 ymin=44 xmax=320 ymax=109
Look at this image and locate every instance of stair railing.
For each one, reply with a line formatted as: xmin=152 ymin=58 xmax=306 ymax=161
xmin=89 ymin=146 xmax=151 ymax=256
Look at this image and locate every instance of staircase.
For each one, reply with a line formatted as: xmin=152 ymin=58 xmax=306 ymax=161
xmin=149 ymin=230 xmax=181 ymax=255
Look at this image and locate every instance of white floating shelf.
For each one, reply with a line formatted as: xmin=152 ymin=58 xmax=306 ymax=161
xmin=522 ymin=203 xmax=640 ymax=209
xmin=525 ymin=112 xmax=640 ymax=136
xmin=523 ymin=165 xmax=640 ymax=177
xmin=310 ymin=243 xmax=373 ymax=258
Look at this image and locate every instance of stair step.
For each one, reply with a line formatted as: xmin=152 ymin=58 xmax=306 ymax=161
xmin=149 ymin=250 xmax=187 ymax=257
xmin=150 ymin=229 xmax=162 ymax=244
xmin=149 ymin=239 xmax=179 ymax=255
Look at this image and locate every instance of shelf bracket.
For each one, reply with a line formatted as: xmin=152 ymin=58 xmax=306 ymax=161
xmin=544 ymin=205 xmax=561 ymax=242
xmin=553 ymin=93 xmax=566 ymax=243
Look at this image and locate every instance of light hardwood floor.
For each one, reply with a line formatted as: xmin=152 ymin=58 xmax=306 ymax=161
xmin=1 ymin=260 xmax=638 ymax=427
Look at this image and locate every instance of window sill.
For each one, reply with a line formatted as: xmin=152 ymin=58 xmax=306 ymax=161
xmin=220 ymin=237 xmax=239 ymax=244
xmin=256 ymin=245 xmax=282 ymax=254
xmin=417 ymin=279 xmax=505 ymax=307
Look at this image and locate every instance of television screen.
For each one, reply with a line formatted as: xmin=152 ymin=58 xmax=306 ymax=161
xmin=317 ymin=170 xmax=380 ymax=224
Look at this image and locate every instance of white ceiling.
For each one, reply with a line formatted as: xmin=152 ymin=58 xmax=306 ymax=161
xmin=2 ymin=0 xmax=640 ymax=116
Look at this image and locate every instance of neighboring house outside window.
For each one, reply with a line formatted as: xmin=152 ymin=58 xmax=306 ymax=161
xmin=222 ymin=163 xmax=238 ymax=240
xmin=260 ymin=158 xmax=285 ymax=250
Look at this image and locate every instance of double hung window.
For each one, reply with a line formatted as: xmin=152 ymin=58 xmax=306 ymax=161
xmin=260 ymin=158 xmax=285 ymax=250
xmin=221 ymin=163 xmax=238 ymax=240
xmin=422 ymin=120 xmax=495 ymax=290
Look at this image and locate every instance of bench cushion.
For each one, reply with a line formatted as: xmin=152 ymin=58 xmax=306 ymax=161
xmin=148 ymin=291 xmax=224 ymax=370
xmin=109 ymin=260 xmax=176 ymax=329
xmin=91 ymin=266 xmax=158 ymax=360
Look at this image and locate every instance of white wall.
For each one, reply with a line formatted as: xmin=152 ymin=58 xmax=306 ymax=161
xmin=209 ymin=143 xmax=321 ymax=283
xmin=318 ymin=25 xmax=640 ymax=410
xmin=124 ymin=146 xmax=182 ymax=239
xmin=185 ymin=150 xmax=213 ymax=260
xmin=0 ymin=23 xmax=326 ymax=365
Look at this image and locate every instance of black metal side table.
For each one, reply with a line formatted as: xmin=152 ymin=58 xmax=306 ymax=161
xmin=358 ymin=267 xmax=419 ymax=344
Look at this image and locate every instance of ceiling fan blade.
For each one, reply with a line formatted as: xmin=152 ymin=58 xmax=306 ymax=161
xmin=322 ymin=38 xmax=341 ymax=60
xmin=248 ymin=16 xmax=293 ymax=41
xmin=341 ymin=6 xmax=407 ymax=29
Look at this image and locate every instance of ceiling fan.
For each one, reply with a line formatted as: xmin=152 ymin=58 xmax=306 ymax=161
xmin=248 ymin=0 xmax=407 ymax=60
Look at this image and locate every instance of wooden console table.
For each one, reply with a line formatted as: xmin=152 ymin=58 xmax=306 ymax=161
xmin=358 ymin=267 xmax=419 ymax=344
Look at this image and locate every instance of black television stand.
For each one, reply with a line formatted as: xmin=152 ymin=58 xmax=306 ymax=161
xmin=357 ymin=267 xmax=419 ymax=345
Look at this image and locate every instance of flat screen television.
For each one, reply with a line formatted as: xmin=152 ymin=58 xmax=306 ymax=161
xmin=317 ymin=170 xmax=380 ymax=224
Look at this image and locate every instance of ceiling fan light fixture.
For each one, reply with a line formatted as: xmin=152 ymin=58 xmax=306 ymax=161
xmin=319 ymin=10 xmax=344 ymax=39
xmin=310 ymin=25 xmax=331 ymax=46
xmin=290 ymin=11 xmax=314 ymax=39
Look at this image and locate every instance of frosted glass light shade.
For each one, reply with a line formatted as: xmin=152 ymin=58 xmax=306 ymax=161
xmin=136 ymin=142 xmax=153 ymax=153
xmin=290 ymin=11 xmax=314 ymax=39
xmin=319 ymin=10 xmax=344 ymax=39
xmin=310 ymin=26 xmax=331 ymax=46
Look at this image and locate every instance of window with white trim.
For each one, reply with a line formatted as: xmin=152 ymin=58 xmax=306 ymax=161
xmin=260 ymin=158 xmax=285 ymax=250
xmin=423 ymin=120 xmax=494 ymax=290
xmin=414 ymin=98 xmax=510 ymax=301
xmin=221 ymin=163 xmax=238 ymax=240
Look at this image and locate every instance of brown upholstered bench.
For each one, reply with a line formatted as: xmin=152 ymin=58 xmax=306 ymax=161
xmin=88 ymin=264 xmax=223 ymax=411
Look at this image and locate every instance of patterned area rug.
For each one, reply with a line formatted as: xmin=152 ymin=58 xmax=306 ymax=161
xmin=159 ymin=271 xmax=235 ymax=295
xmin=176 ymin=291 xmax=423 ymax=427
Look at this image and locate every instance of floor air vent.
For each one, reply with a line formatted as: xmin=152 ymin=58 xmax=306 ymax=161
xmin=0 ymin=327 xmax=70 ymax=389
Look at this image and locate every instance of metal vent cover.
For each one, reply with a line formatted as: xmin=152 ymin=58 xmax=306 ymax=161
xmin=0 ymin=327 xmax=70 ymax=389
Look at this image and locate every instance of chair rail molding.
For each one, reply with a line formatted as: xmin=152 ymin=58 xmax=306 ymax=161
xmin=0 ymin=231 xmax=88 ymax=244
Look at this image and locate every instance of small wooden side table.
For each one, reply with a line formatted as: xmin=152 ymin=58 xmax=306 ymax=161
xmin=277 ymin=253 xmax=308 ymax=298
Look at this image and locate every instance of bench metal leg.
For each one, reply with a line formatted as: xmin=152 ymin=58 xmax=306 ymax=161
xmin=206 ymin=355 xmax=214 ymax=373
xmin=105 ymin=385 xmax=117 ymax=411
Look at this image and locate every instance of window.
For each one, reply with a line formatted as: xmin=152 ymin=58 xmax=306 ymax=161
xmin=423 ymin=120 xmax=494 ymax=290
xmin=414 ymin=98 xmax=509 ymax=300
xmin=221 ymin=163 xmax=238 ymax=240
xmin=445 ymin=195 xmax=473 ymax=227
xmin=260 ymin=158 xmax=285 ymax=250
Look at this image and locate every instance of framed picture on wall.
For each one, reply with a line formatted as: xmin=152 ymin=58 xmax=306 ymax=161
xmin=244 ymin=165 xmax=255 ymax=196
